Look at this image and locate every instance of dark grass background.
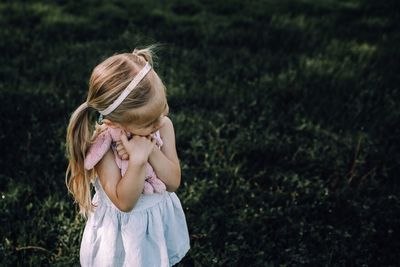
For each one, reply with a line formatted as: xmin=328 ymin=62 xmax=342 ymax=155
xmin=0 ymin=0 xmax=399 ymax=266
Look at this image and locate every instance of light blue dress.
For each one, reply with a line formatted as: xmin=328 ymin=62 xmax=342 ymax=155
xmin=79 ymin=177 xmax=191 ymax=267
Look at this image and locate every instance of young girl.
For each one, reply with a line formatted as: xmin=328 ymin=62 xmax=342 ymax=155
xmin=65 ymin=46 xmax=190 ymax=266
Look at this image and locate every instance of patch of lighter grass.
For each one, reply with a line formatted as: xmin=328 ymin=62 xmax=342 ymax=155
xmin=326 ymin=39 xmax=377 ymax=60
xmin=29 ymin=2 xmax=87 ymax=25
xmin=298 ymin=39 xmax=377 ymax=79
xmin=270 ymin=14 xmax=317 ymax=31
xmin=349 ymin=42 xmax=377 ymax=59
xmin=360 ymin=17 xmax=390 ymax=28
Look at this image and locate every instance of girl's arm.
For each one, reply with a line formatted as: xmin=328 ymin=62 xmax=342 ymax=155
xmin=95 ymin=148 xmax=147 ymax=212
xmin=148 ymin=116 xmax=181 ymax=192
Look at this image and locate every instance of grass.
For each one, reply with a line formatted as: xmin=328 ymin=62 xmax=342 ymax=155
xmin=0 ymin=0 xmax=399 ymax=266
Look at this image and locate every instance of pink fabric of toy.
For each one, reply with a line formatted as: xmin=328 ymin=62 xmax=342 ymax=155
xmin=84 ymin=127 xmax=166 ymax=195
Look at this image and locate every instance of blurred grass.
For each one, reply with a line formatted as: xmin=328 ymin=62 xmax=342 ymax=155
xmin=0 ymin=0 xmax=399 ymax=266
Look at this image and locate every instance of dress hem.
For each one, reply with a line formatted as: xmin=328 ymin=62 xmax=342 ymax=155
xmin=169 ymin=243 xmax=191 ymax=266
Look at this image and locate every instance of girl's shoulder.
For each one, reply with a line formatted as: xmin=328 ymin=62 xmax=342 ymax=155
xmin=159 ymin=116 xmax=179 ymax=163
xmin=159 ymin=116 xmax=175 ymax=139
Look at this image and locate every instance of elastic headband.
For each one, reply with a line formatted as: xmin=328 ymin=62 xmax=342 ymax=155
xmin=99 ymin=62 xmax=152 ymax=116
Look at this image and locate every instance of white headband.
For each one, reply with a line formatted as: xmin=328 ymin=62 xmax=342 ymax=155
xmin=99 ymin=62 xmax=152 ymax=116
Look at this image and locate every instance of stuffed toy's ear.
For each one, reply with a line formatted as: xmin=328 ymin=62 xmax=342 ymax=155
xmin=108 ymin=127 xmax=125 ymax=142
xmin=84 ymin=129 xmax=112 ymax=170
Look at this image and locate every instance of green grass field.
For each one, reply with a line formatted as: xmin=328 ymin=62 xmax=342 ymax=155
xmin=0 ymin=0 xmax=399 ymax=266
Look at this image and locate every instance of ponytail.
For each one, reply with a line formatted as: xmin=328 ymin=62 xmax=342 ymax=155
xmin=133 ymin=44 xmax=160 ymax=67
xmin=65 ymin=102 xmax=94 ymax=218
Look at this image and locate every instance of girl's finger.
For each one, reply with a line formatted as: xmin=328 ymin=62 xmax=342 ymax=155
xmin=120 ymin=133 xmax=129 ymax=146
xmin=116 ymin=144 xmax=124 ymax=152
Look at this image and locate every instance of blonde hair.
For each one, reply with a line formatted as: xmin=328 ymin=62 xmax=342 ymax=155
xmin=65 ymin=45 xmax=167 ymax=218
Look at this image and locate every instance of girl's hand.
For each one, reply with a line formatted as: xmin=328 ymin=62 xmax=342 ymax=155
xmin=116 ymin=135 xmax=157 ymax=160
xmin=120 ymin=134 xmax=156 ymax=165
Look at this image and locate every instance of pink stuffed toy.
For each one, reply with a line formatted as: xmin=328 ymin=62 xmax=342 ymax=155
xmin=84 ymin=126 xmax=166 ymax=195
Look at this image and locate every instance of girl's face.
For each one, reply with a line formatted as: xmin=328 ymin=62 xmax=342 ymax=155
xmin=122 ymin=104 xmax=169 ymax=137
xmin=125 ymin=115 xmax=165 ymax=136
